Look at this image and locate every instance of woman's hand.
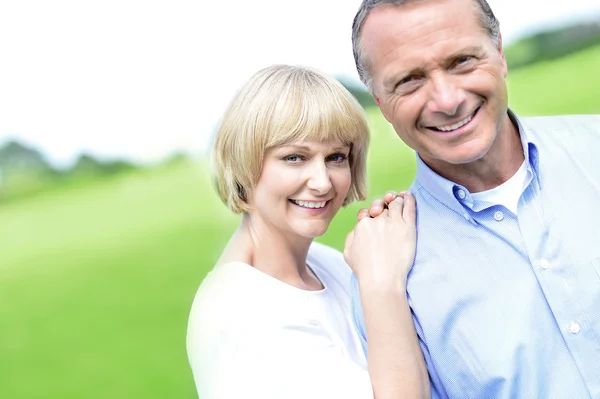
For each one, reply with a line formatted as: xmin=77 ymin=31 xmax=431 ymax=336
xmin=345 ymin=192 xmax=430 ymax=399
xmin=356 ymin=190 xmax=402 ymax=221
xmin=343 ymin=192 xmax=416 ymax=290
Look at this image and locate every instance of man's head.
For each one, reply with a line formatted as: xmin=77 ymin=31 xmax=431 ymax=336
xmin=352 ymin=0 xmax=500 ymax=93
xmin=351 ymin=0 xmax=511 ymax=172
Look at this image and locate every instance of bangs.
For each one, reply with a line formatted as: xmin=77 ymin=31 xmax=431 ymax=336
xmin=263 ymin=73 xmax=367 ymax=150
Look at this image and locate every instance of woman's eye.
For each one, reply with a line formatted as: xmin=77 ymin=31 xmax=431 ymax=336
xmin=327 ymin=153 xmax=348 ymax=163
xmin=283 ymin=154 xmax=302 ymax=162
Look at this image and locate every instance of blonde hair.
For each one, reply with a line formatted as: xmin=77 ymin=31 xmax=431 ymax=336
xmin=212 ymin=64 xmax=370 ymax=214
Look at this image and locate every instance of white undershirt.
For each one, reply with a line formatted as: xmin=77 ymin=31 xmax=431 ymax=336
xmin=186 ymin=242 xmax=372 ymax=399
xmin=471 ymin=160 xmax=528 ymax=214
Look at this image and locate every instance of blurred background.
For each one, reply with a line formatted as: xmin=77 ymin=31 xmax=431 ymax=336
xmin=1 ymin=0 xmax=599 ymax=397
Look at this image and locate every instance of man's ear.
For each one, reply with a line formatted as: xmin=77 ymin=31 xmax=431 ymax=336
xmin=373 ymin=96 xmax=393 ymax=124
xmin=497 ymin=33 xmax=508 ymax=78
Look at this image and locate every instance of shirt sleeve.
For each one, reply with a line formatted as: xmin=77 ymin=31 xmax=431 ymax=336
xmin=352 ymin=273 xmax=447 ymax=399
xmin=412 ymin=315 xmax=447 ymax=399
xmin=188 ymin=318 xmax=374 ymax=399
xmin=350 ymin=273 xmax=369 ymax=356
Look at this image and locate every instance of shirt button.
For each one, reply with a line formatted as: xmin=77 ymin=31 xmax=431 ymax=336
xmin=569 ymin=323 xmax=581 ymax=334
xmin=493 ymin=211 xmax=504 ymax=221
xmin=457 ymin=189 xmax=466 ymax=199
xmin=540 ymin=258 xmax=550 ymax=270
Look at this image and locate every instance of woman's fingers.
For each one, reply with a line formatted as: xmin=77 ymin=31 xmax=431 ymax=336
xmin=369 ymin=199 xmax=386 ymax=217
xmin=384 ymin=191 xmax=398 ymax=204
xmin=357 ymin=208 xmax=370 ymax=221
xmin=387 ymin=196 xmax=404 ymax=218
xmin=402 ymin=192 xmax=416 ymax=224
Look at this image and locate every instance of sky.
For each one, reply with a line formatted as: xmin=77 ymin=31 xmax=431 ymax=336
xmin=1 ymin=0 xmax=599 ymax=167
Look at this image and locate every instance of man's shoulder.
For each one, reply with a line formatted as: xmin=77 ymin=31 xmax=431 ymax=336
xmin=520 ymin=114 xmax=600 ymax=133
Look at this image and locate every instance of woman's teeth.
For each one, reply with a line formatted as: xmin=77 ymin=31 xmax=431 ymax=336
xmin=291 ymin=200 xmax=327 ymax=209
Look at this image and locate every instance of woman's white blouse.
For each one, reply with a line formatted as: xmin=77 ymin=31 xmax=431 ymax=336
xmin=186 ymin=242 xmax=373 ymax=399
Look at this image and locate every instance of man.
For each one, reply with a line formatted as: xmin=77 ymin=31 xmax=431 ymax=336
xmin=349 ymin=0 xmax=600 ymax=397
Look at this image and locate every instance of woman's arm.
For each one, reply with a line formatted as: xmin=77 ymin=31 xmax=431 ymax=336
xmin=344 ymin=193 xmax=431 ymax=399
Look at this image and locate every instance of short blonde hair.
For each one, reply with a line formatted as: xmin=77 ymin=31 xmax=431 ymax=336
xmin=212 ymin=64 xmax=370 ymax=214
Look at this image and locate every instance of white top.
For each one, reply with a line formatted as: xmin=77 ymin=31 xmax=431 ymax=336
xmin=471 ymin=159 xmax=528 ymax=214
xmin=186 ymin=242 xmax=372 ymax=399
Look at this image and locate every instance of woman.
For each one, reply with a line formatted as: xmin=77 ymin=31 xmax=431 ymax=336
xmin=186 ymin=65 xmax=429 ymax=398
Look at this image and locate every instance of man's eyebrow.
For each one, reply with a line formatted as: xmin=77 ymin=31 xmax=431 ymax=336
xmin=382 ymin=46 xmax=486 ymax=89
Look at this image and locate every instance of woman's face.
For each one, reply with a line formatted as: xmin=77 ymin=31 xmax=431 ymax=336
xmin=248 ymin=139 xmax=352 ymax=240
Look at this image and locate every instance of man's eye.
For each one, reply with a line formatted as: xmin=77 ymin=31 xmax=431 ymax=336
xmin=395 ymin=75 xmax=423 ymax=93
xmin=454 ymin=56 xmax=473 ymax=66
xmin=400 ymin=76 xmax=417 ymax=85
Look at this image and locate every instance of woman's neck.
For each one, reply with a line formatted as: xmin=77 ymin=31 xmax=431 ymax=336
xmin=221 ymin=213 xmax=323 ymax=291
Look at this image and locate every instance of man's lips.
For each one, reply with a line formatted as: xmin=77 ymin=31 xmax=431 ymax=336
xmin=426 ymin=107 xmax=480 ymax=133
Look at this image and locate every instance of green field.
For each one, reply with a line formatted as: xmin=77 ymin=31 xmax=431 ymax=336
xmin=507 ymin=44 xmax=600 ymax=115
xmin=1 ymin=46 xmax=599 ymax=398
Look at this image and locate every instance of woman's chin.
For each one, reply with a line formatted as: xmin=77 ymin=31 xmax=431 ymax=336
xmin=293 ymin=225 xmax=330 ymax=240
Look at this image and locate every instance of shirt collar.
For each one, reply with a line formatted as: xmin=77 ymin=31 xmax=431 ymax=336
xmin=414 ymin=109 xmax=540 ymax=220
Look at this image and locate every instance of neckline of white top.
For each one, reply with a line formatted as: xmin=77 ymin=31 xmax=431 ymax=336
xmin=218 ymin=261 xmax=329 ymax=295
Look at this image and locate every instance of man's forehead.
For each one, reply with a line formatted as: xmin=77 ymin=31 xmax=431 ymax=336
xmin=361 ymin=0 xmax=482 ymax=41
xmin=361 ymin=0 xmax=484 ymax=59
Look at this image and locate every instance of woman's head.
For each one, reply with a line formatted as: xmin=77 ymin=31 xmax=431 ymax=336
xmin=212 ymin=64 xmax=370 ymax=215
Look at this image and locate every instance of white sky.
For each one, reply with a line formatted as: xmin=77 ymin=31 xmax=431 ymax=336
xmin=1 ymin=0 xmax=599 ymax=167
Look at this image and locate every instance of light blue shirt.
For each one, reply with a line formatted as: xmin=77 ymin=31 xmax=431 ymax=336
xmin=351 ymin=113 xmax=600 ymax=398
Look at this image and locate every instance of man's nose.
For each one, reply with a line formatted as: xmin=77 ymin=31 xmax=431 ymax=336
xmin=426 ymin=73 xmax=466 ymax=116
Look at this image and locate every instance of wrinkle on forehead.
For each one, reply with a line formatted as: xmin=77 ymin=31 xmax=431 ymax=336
xmin=360 ymin=0 xmax=490 ymax=88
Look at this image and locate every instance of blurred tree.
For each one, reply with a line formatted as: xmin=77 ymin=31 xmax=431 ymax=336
xmin=505 ymin=20 xmax=600 ymax=69
xmin=68 ymin=153 xmax=136 ymax=180
xmin=0 ymin=140 xmax=54 ymax=175
xmin=336 ymin=76 xmax=377 ymax=109
xmin=0 ymin=140 xmax=58 ymax=200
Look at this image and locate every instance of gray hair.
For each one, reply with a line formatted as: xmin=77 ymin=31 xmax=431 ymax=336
xmin=352 ymin=0 xmax=501 ymax=93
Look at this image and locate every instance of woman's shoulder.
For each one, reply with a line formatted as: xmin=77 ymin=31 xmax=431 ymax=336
xmin=186 ymin=261 xmax=299 ymax=339
xmin=187 ymin=262 xmax=261 ymax=325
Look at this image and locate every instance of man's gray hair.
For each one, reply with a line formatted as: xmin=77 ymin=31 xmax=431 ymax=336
xmin=351 ymin=0 xmax=501 ymax=92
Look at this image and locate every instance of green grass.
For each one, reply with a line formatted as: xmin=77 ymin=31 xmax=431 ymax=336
xmin=507 ymin=44 xmax=600 ymax=115
xmin=0 ymin=162 xmax=236 ymax=398
xmin=1 ymin=47 xmax=598 ymax=398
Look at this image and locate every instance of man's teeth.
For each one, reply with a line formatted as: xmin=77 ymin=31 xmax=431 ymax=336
xmin=435 ymin=114 xmax=473 ymax=132
xmin=292 ymin=200 xmax=327 ymax=209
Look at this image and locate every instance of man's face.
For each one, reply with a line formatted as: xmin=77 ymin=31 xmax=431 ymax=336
xmin=361 ymin=0 xmax=509 ymax=170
